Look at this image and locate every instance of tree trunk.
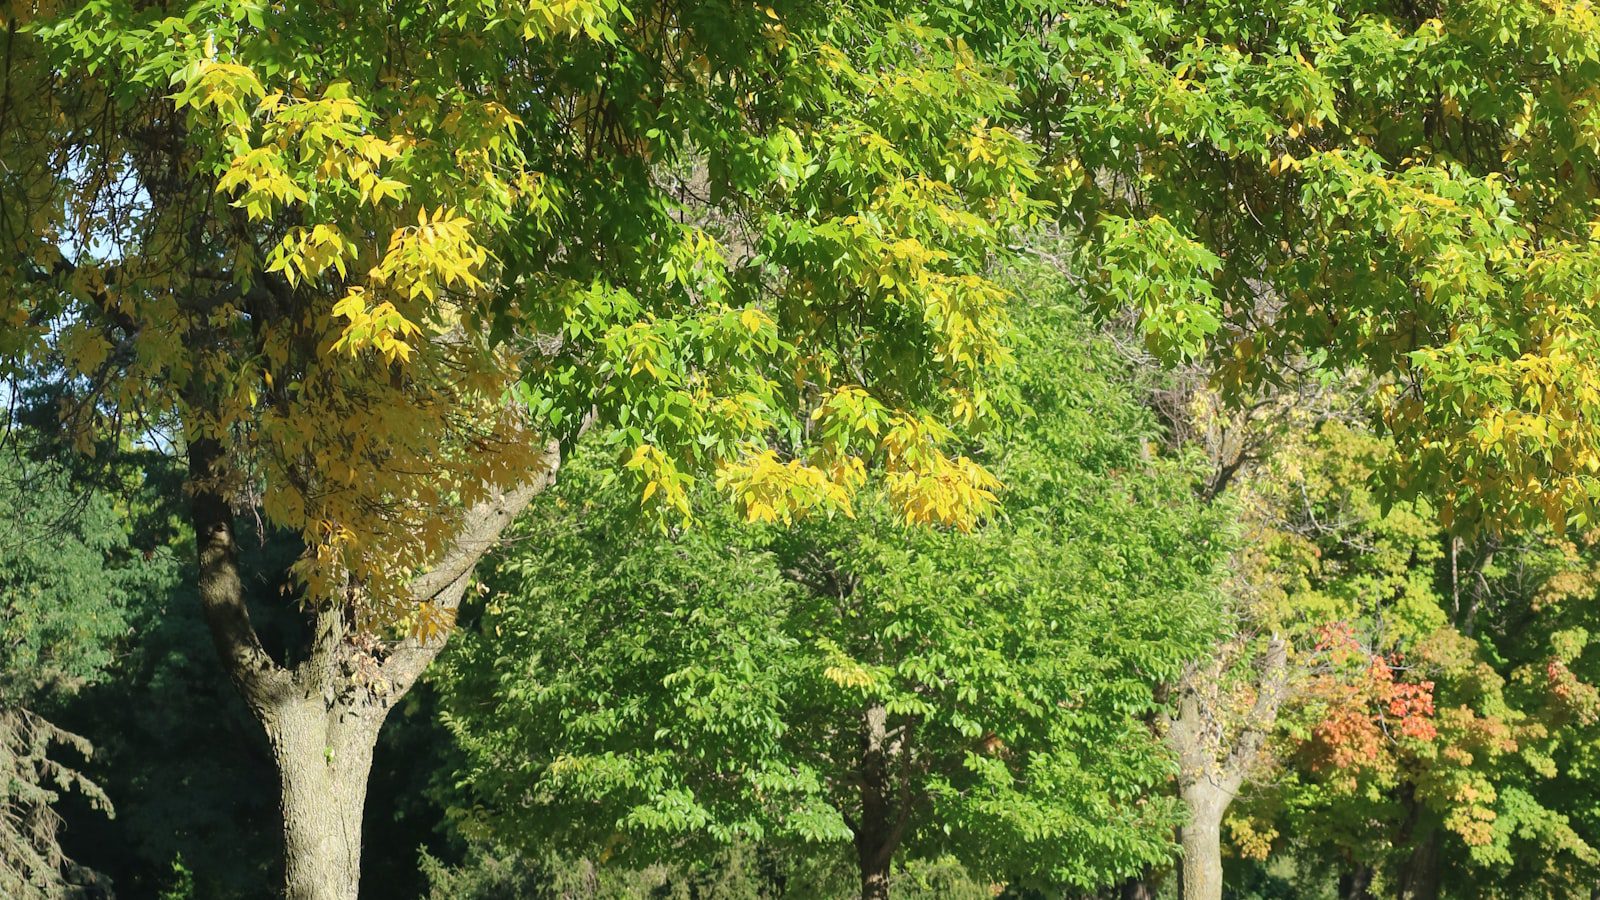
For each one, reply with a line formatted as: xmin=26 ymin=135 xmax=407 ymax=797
xmin=1166 ymin=637 xmax=1289 ymax=900
xmin=853 ymin=702 xmax=910 ymax=900
xmin=1178 ymin=780 xmax=1227 ymax=900
xmin=1396 ymin=825 xmax=1441 ymax=900
xmin=267 ymin=699 xmax=382 ymax=900
xmin=858 ymin=857 xmax=891 ymax=900
xmin=1338 ymin=863 xmax=1375 ymax=900
xmin=855 ymin=701 xmax=893 ymax=900
xmin=185 ymin=436 xmax=558 ymax=899
xmin=1118 ymin=872 xmax=1158 ymax=900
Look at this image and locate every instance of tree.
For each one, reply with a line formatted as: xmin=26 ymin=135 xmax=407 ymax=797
xmin=1226 ymin=422 xmax=1600 ymax=899
xmin=436 ymin=287 xmax=1230 ymax=899
xmin=1007 ymin=0 xmax=1600 ymax=532
xmin=978 ymin=3 xmax=1600 ymax=895
xmin=0 ymin=424 xmax=176 ymax=897
xmin=1139 ymin=376 xmax=1322 ymax=900
xmin=55 ymin=512 xmax=307 ymax=899
xmin=0 ymin=2 xmax=1037 ymax=897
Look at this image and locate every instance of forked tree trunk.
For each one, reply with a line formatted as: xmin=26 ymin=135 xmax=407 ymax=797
xmin=187 ymin=436 xmax=557 ymax=899
xmin=1166 ymin=637 xmax=1288 ymax=900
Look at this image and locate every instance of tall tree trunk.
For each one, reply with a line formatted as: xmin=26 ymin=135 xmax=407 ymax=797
xmin=1166 ymin=636 xmax=1289 ymax=900
xmin=1178 ymin=780 xmax=1227 ymax=900
xmin=855 ymin=702 xmax=893 ymax=900
xmin=187 ymin=436 xmax=557 ymax=899
xmin=266 ymin=698 xmax=382 ymax=900
xmin=852 ymin=702 xmax=911 ymax=900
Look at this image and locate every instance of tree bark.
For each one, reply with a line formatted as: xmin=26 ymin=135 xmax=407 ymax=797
xmin=186 ymin=436 xmax=559 ymax=899
xmin=188 ymin=436 xmax=291 ymax=719
xmin=858 ymin=858 xmax=891 ymax=900
xmin=265 ymin=698 xmax=381 ymax=900
xmin=855 ymin=702 xmax=893 ymax=900
xmin=1117 ymin=873 xmax=1157 ymax=900
xmin=1167 ymin=636 xmax=1289 ymax=900
xmin=1177 ymin=780 xmax=1227 ymax=900
xmin=1338 ymin=863 xmax=1375 ymax=900
xmin=853 ymin=702 xmax=909 ymax=900
xmin=1396 ymin=824 xmax=1441 ymax=900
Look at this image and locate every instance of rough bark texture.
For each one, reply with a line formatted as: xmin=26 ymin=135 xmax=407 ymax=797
xmin=1178 ymin=781 xmax=1227 ymax=900
xmin=267 ymin=699 xmax=380 ymax=900
xmin=853 ymin=702 xmax=910 ymax=900
xmin=186 ymin=437 xmax=559 ymax=899
xmin=189 ymin=437 xmax=291 ymax=719
xmin=1167 ymin=636 xmax=1289 ymax=900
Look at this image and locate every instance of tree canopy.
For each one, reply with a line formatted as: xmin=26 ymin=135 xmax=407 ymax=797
xmin=3 ymin=2 xmax=1041 ymax=896
xmin=438 ymin=282 xmax=1230 ymax=894
xmin=4 ymin=0 xmax=1038 ymax=621
xmin=10 ymin=1 xmax=1600 ymax=899
xmin=999 ymin=0 xmax=1600 ymax=532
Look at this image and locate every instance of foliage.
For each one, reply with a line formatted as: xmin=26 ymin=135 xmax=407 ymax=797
xmin=1226 ymin=421 xmax=1600 ymax=896
xmin=52 ymin=524 xmax=292 ymax=899
xmin=1 ymin=4 xmax=1047 ymax=896
xmin=436 ymin=283 xmax=1229 ymax=892
xmin=998 ymin=0 xmax=1600 ymax=534
xmin=0 ymin=708 xmax=108 ymax=899
xmin=418 ymin=840 xmax=994 ymax=899
xmin=158 ymin=855 xmax=196 ymax=900
xmin=11 ymin=2 xmax=1600 ymax=897
xmin=0 ymin=429 xmax=176 ymax=898
xmin=0 ymin=440 xmax=166 ymax=700
xmin=419 ymin=843 xmax=682 ymax=900
xmin=3 ymin=0 xmax=1039 ymax=629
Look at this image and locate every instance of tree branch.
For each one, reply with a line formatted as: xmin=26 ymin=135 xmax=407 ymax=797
xmin=379 ymin=439 xmax=563 ymax=694
xmin=187 ymin=436 xmax=290 ymax=715
xmin=19 ymin=245 xmax=139 ymax=335
xmin=297 ymin=602 xmax=350 ymax=699
xmin=1222 ymin=634 xmax=1289 ymax=782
